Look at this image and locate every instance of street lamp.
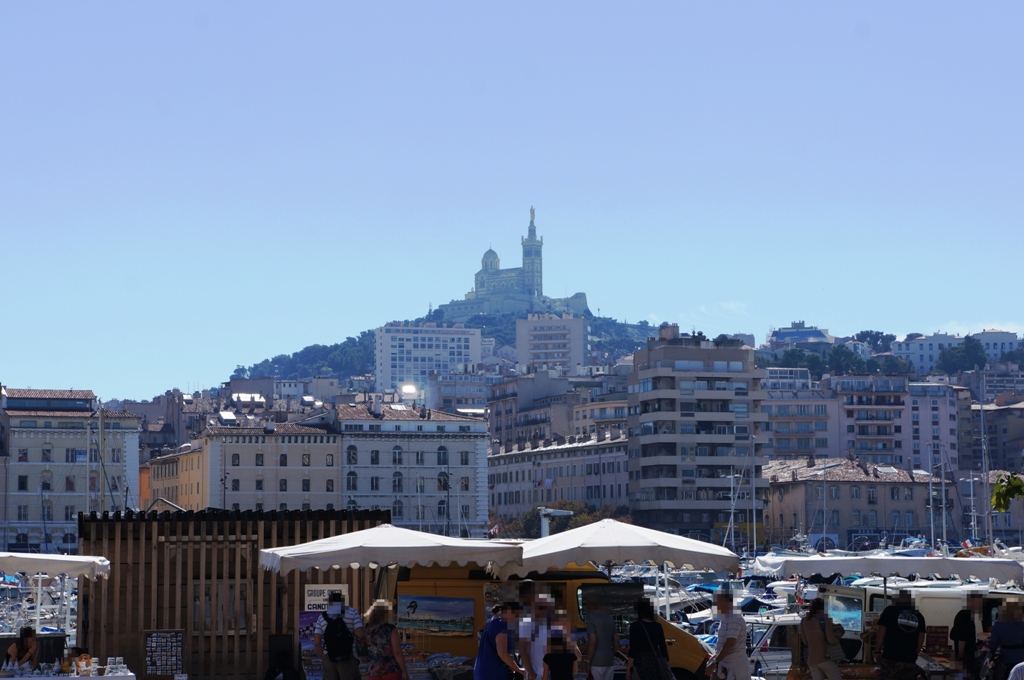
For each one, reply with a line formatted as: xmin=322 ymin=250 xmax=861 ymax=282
xmin=220 ymin=472 xmax=230 ymax=509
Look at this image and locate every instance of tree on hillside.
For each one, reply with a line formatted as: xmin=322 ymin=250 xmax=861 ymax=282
xmin=1000 ymin=348 xmax=1024 ymax=364
xmin=880 ymin=355 xmax=916 ymax=375
xmin=827 ymin=345 xmax=867 ymax=375
xmin=854 ymin=330 xmax=896 ymax=354
xmin=936 ymin=335 xmax=988 ymax=374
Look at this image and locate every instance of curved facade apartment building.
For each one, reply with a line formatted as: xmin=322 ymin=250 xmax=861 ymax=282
xmin=627 ymin=325 xmax=767 ymax=543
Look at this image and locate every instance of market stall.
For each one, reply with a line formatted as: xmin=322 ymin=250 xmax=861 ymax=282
xmin=260 ymin=524 xmax=523 ymax=680
xmin=492 ymin=520 xmax=738 ymax=680
xmin=493 ymin=518 xmax=740 ymax=579
xmin=0 ymin=552 xmax=111 ymax=674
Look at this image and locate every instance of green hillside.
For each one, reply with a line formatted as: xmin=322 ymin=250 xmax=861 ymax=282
xmin=230 ymin=312 xmax=651 ymax=382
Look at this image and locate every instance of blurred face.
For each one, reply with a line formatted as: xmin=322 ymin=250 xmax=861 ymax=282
xmin=969 ymin=596 xmax=983 ymax=612
xmin=715 ymin=595 xmax=733 ymax=613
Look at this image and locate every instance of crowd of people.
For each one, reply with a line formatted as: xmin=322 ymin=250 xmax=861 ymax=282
xmin=472 ymin=580 xmax=746 ymax=680
xmin=271 ymin=575 xmax=1024 ymax=680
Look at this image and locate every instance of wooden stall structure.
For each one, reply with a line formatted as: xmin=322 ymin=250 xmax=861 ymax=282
xmin=78 ymin=509 xmax=388 ymax=680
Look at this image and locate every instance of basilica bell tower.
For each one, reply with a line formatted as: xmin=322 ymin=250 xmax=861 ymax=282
xmin=521 ymin=206 xmax=543 ymax=297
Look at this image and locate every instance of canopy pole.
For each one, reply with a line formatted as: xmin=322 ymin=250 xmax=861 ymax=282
xmin=35 ymin=574 xmax=42 ymax=635
xmin=64 ymin=575 xmax=71 ymax=640
xmin=883 ymin=576 xmax=888 ymax=608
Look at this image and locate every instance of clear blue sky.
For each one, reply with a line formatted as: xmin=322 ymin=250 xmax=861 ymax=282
xmin=2 ymin=3 xmax=1021 ymax=399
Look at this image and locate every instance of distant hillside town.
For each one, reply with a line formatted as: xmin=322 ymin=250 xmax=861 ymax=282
xmin=3 ymin=208 xmax=1024 ymax=554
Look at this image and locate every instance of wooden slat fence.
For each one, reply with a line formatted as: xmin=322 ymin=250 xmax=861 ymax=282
xmin=78 ymin=509 xmax=388 ymax=680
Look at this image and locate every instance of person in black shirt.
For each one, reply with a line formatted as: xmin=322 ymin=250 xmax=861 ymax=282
xmin=627 ymin=597 xmax=668 ymax=680
xmin=951 ymin=593 xmax=984 ymax=680
xmin=542 ymin=631 xmax=578 ymax=680
xmin=874 ymin=590 xmax=926 ymax=680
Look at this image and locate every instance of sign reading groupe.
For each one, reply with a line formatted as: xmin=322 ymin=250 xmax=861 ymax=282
xmin=304 ymin=585 xmax=349 ymax=612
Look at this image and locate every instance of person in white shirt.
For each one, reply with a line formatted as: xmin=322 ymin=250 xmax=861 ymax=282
xmin=313 ymin=592 xmax=365 ymax=680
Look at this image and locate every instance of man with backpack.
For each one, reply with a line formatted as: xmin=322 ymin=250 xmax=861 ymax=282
xmin=314 ymin=592 xmax=365 ymax=680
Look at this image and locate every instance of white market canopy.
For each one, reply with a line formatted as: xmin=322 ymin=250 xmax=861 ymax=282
xmin=0 ymin=552 xmax=110 ymax=580
xmin=753 ymin=554 xmax=1024 ymax=583
xmin=258 ymin=524 xmax=523 ymax=575
xmin=494 ymin=519 xmax=739 ymax=580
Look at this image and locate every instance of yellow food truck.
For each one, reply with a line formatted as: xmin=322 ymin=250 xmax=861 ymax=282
xmin=380 ymin=562 xmax=712 ymax=678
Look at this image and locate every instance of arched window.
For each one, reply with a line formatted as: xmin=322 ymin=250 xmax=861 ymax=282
xmin=346 ymin=471 xmax=358 ymax=491
xmin=437 ymin=447 xmax=449 ymax=466
xmin=15 ymin=533 xmax=28 ymax=545
xmin=392 ymin=500 xmax=404 ymax=519
xmin=416 ymin=477 xmax=426 ymax=493
xmin=392 ymin=446 xmax=403 ymax=465
xmin=63 ymin=533 xmax=76 ymax=545
xmin=347 ymin=499 xmax=358 ymax=511
xmin=346 ymin=446 xmax=358 ymax=465
xmin=279 ymin=503 xmax=287 ymax=511
xmin=460 ymin=477 xmax=469 ymax=492
xmin=392 ymin=472 xmax=404 ymax=493
xmin=279 ymin=454 xmax=288 ymax=467
xmin=437 ymin=472 xmax=449 ymax=492
xmin=279 ymin=479 xmax=288 ymax=492
xmin=437 ymin=499 xmax=448 ymax=519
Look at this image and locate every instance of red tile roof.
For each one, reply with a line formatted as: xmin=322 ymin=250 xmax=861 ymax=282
xmin=764 ymin=457 xmax=941 ymax=484
xmin=4 ymin=388 xmax=96 ymax=399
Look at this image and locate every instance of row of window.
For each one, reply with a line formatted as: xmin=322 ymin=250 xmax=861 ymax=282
xmin=777 ymin=485 xmax=927 ymax=502
xmin=221 ymin=434 xmax=336 ymax=444
xmin=9 ymin=533 xmax=77 ymax=545
xmin=765 ymin=421 xmax=828 ymax=433
xmin=15 ymin=448 xmax=121 ymax=463
xmin=230 ymin=498 xmax=471 ymax=521
xmin=228 ymin=447 xmax=473 ymax=467
xmin=17 ymin=420 xmax=122 ymax=430
xmin=760 ymin=405 xmax=829 ymax=416
xmin=15 ymin=504 xmax=80 ymax=521
xmin=230 ymin=472 xmax=471 ymax=493
xmin=770 ymin=510 xmax=918 ymax=529
xmin=492 ymin=483 xmax=624 ymax=506
xmin=488 ymin=460 xmax=623 ymax=486
xmin=768 ymin=438 xmax=829 ymax=451
xmin=16 ymin=474 xmax=116 ymax=492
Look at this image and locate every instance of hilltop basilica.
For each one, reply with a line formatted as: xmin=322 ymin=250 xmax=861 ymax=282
xmin=436 ymin=208 xmax=589 ymax=322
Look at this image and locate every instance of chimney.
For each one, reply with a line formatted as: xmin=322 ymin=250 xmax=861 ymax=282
xmin=659 ymin=323 xmax=680 ymax=341
xmin=597 ymin=429 xmax=606 ymax=442
xmin=610 ymin=426 xmax=621 ymax=440
xmin=790 ymin=470 xmax=797 ymax=481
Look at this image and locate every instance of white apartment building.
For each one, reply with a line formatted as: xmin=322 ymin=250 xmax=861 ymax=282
xmin=375 ymin=322 xmax=482 ymax=392
xmin=760 ymin=396 xmax=841 ymax=461
xmin=331 ymin=403 xmax=490 ymax=538
xmin=820 ymin=375 xmax=911 ymax=467
xmin=975 ymin=330 xmax=1022 ymax=363
xmin=627 ymin=325 xmax=768 ymax=542
xmin=0 ymin=388 xmax=140 ymax=553
xmin=488 ymin=432 xmax=629 ymax=520
xmin=515 ymin=313 xmax=589 ymax=372
xmin=892 ymin=333 xmax=963 ymax=374
xmin=907 ymin=383 xmax=972 ymax=471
